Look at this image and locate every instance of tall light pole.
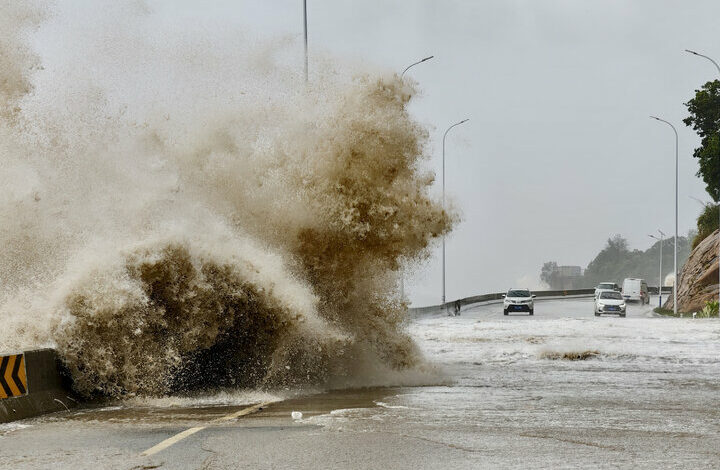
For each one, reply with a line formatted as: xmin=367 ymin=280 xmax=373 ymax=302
xmin=398 ymin=56 xmax=434 ymax=306
xmin=442 ymin=118 xmax=469 ymax=308
xmin=401 ymin=56 xmax=434 ymax=79
xmin=685 ymin=49 xmax=720 ymax=310
xmin=649 ymin=229 xmax=665 ymax=307
xmin=650 ymin=116 xmax=679 ymax=315
xmin=303 ymin=0 xmax=308 ymax=82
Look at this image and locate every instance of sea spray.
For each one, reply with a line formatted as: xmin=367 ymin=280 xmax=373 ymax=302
xmin=0 ymin=1 xmax=455 ymax=396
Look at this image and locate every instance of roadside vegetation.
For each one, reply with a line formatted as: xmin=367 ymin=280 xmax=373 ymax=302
xmin=684 ymin=79 xmax=720 ymax=247
xmin=541 ymin=234 xmax=691 ymax=289
xmin=692 ymin=203 xmax=718 ymax=249
xmin=653 ymin=300 xmax=719 ymax=318
xmin=653 ymin=307 xmax=688 ymax=317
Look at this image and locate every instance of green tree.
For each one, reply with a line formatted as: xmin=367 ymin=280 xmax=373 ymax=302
xmin=684 ymin=80 xmax=720 ymax=202
xmin=540 ymin=261 xmax=559 ymax=288
xmin=581 ymin=234 xmax=691 ymax=288
xmin=694 ymin=203 xmax=719 ymax=248
xmin=583 ymin=235 xmax=634 ymax=286
xmin=539 ymin=234 xmax=693 ymax=291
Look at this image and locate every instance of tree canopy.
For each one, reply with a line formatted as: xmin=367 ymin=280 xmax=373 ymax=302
xmin=684 ymin=80 xmax=720 ymax=202
xmin=540 ymin=261 xmax=559 ymax=287
xmin=540 ymin=234 xmax=692 ymax=289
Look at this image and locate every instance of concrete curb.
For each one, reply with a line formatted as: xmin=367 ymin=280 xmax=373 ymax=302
xmin=0 ymin=349 xmax=77 ymax=424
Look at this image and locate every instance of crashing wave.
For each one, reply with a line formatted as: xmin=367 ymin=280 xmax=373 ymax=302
xmin=0 ymin=1 xmax=454 ymax=397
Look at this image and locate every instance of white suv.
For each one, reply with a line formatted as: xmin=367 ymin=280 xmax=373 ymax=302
xmin=503 ymin=289 xmax=535 ymax=316
xmin=595 ymin=290 xmax=626 ymax=317
xmin=594 ymin=282 xmax=620 ymax=298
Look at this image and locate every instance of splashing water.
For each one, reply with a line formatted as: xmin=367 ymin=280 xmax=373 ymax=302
xmin=0 ymin=1 xmax=454 ymax=397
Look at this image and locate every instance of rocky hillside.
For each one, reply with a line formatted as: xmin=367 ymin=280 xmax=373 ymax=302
xmin=664 ymin=229 xmax=719 ymax=312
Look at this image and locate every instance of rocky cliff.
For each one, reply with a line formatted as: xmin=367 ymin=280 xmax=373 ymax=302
xmin=664 ymin=229 xmax=719 ymax=312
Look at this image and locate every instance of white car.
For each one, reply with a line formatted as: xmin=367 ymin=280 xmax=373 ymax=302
xmin=594 ymin=291 xmax=626 ymax=317
xmin=594 ymin=282 xmax=620 ymax=298
xmin=503 ymin=288 xmax=536 ymax=316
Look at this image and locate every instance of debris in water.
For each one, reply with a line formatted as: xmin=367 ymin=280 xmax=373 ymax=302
xmin=540 ymin=350 xmax=600 ymax=361
xmin=291 ymin=411 xmax=303 ymax=420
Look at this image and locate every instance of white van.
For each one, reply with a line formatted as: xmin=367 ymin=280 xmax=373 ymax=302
xmin=622 ymin=278 xmax=649 ymax=304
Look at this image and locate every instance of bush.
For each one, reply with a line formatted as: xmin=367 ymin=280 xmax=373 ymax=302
xmin=697 ymin=300 xmax=719 ymax=318
xmin=693 ymin=204 xmax=718 ymax=249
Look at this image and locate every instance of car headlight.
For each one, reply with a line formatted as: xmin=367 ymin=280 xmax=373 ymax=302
xmin=597 ymin=303 xmax=605 ymax=307
xmin=620 ymin=303 xmax=626 ymax=309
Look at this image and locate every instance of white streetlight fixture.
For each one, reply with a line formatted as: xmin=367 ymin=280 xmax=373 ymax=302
xmin=441 ymin=118 xmax=469 ymax=308
xmin=650 ymin=116 xmax=679 ymax=315
xmin=401 ymin=56 xmax=434 ymax=79
xmin=649 ymin=229 xmax=665 ymax=307
xmin=685 ymin=49 xmax=720 ymax=312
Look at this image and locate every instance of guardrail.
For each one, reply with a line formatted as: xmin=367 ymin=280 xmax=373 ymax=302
xmin=408 ymin=286 xmax=673 ymax=317
xmin=649 ymin=286 xmax=673 ymax=295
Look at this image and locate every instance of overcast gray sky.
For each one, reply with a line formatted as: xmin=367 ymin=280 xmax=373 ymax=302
xmin=156 ymin=0 xmax=718 ymax=306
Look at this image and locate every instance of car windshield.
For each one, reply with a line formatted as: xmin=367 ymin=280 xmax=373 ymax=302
xmin=598 ymin=283 xmax=615 ymax=289
xmin=508 ymin=290 xmax=531 ymax=298
xmin=600 ymin=291 xmax=622 ymax=300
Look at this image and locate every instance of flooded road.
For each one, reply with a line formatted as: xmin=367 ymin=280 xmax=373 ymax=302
xmin=399 ymin=296 xmax=720 ymax=467
xmin=2 ymin=296 xmax=720 ymax=469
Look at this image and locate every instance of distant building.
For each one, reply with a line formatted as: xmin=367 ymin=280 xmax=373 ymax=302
xmin=556 ymin=266 xmax=582 ymax=277
xmin=555 ymin=265 xmax=583 ymax=289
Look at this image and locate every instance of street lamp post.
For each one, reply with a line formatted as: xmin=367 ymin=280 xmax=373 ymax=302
xmin=685 ymin=49 xmax=720 ymax=311
xmin=650 ymin=116 xmax=679 ymax=315
xmin=401 ymin=56 xmax=434 ymax=79
xmin=442 ymin=118 xmax=469 ymax=308
xmin=303 ymin=0 xmax=308 ymax=82
xmin=398 ymin=56 xmax=434 ymax=305
xmin=649 ymin=229 xmax=665 ymax=307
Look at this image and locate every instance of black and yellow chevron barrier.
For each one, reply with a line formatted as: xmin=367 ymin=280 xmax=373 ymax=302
xmin=1 ymin=349 xmax=77 ymax=423
xmin=0 ymin=353 xmax=28 ymax=399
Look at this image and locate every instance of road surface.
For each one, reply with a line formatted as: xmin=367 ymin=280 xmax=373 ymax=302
xmin=2 ymin=296 xmax=720 ymax=469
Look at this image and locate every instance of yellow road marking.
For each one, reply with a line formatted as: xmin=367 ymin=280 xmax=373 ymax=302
xmin=141 ymin=402 xmax=271 ymax=457
xmin=141 ymin=426 xmax=206 ymax=456
xmin=213 ymin=402 xmax=266 ymax=422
